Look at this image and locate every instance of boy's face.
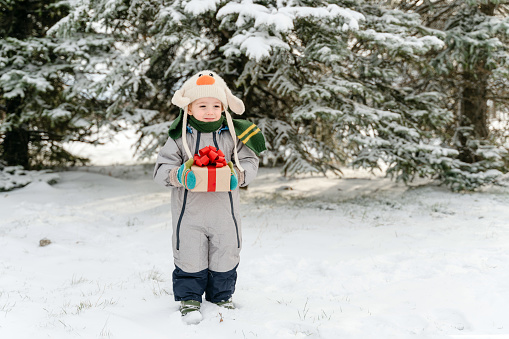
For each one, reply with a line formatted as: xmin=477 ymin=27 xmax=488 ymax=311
xmin=188 ymin=97 xmax=223 ymax=122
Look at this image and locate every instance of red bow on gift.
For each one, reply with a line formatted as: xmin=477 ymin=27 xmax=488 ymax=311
xmin=194 ymin=146 xmax=227 ymax=167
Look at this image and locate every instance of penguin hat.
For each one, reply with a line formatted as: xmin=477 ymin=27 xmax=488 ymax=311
xmin=171 ymin=70 xmax=245 ymax=172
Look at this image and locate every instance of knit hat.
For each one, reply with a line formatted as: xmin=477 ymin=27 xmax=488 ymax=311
xmin=171 ymin=70 xmax=246 ymax=172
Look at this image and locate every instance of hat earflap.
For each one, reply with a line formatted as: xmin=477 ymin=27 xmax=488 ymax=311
xmin=181 ymin=106 xmax=193 ymax=159
xmin=171 ymin=89 xmax=191 ymax=109
xmin=225 ymin=87 xmax=245 ymax=115
xmin=224 ymin=110 xmax=245 ymax=173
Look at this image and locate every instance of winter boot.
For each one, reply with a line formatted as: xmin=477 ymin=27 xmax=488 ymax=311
xmin=180 ymin=300 xmax=202 ymax=324
xmin=215 ymin=298 xmax=235 ymax=310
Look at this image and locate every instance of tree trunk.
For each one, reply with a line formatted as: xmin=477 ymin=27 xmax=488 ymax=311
xmin=1 ymin=97 xmax=30 ymax=169
xmin=457 ymin=2 xmax=495 ymax=163
xmin=458 ymin=69 xmax=489 ymax=163
xmin=2 ymin=128 xmax=30 ymax=169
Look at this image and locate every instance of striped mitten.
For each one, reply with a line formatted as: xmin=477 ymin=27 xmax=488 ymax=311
xmin=227 ymin=161 xmax=238 ymax=190
xmin=177 ymin=158 xmax=196 ymax=190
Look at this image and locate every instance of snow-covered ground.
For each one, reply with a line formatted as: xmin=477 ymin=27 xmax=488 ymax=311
xmin=1 ymin=165 xmax=509 ymax=339
xmin=63 ymin=126 xmax=155 ymax=166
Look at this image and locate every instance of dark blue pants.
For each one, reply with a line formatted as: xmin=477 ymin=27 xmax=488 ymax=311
xmin=173 ymin=264 xmax=238 ymax=303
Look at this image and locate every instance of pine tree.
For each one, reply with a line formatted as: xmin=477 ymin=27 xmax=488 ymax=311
xmin=63 ymin=1 xmax=450 ymax=177
xmin=394 ymin=0 xmax=509 ymax=190
xmin=0 ymin=0 xmax=113 ymax=169
xmin=60 ymin=0 xmax=506 ymax=190
xmin=285 ymin=4 xmax=454 ymax=180
xmin=58 ymin=0 xmax=307 ymax=160
xmin=216 ymin=1 xmax=457 ymax=181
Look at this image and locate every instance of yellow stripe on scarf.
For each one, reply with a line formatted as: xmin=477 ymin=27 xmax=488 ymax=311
xmin=242 ymin=128 xmax=261 ymax=144
xmin=237 ymin=123 xmax=256 ymax=140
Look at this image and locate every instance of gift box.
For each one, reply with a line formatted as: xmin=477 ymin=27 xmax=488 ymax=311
xmin=189 ymin=146 xmax=231 ymax=192
xmin=190 ymin=165 xmax=231 ymax=192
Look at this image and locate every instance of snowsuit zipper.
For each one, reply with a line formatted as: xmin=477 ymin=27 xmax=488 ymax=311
xmin=175 ymin=190 xmax=187 ymax=251
xmin=228 ymin=192 xmax=240 ymax=248
xmin=176 ymin=131 xmax=201 ymax=250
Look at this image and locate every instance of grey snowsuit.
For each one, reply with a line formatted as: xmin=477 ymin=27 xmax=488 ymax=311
xmin=153 ymin=125 xmax=259 ymax=302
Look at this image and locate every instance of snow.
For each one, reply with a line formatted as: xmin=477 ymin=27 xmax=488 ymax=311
xmin=184 ymin=0 xmax=222 ymax=15
xmin=218 ymin=1 xmax=295 ymax=32
xmin=1 ymin=69 xmax=55 ymax=98
xmin=354 ymin=104 xmax=400 ymax=121
xmin=44 ymin=107 xmax=72 ymax=119
xmin=217 ymin=1 xmax=364 ymax=61
xmin=131 ymin=108 xmax=160 ymax=123
xmin=0 ymin=166 xmax=60 ymax=192
xmin=223 ymin=30 xmax=290 ymax=62
xmin=1 ymin=164 xmax=509 ymax=338
xmin=357 ymin=29 xmax=444 ymax=54
xmin=217 ymin=0 xmax=365 ymax=32
xmin=63 ymin=127 xmax=152 ymax=166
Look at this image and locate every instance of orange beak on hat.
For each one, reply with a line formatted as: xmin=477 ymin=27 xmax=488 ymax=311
xmin=196 ymin=75 xmax=215 ymax=86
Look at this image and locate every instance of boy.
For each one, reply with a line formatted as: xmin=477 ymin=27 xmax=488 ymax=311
xmin=153 ymin=70 xmax=266 ymax=324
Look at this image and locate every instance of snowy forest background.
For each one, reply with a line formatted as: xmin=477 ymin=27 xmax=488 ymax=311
xmin=2 ymin=0 xmax=509 ymax=191
xmin=3 ymin=1 xmax=509 ymax=338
